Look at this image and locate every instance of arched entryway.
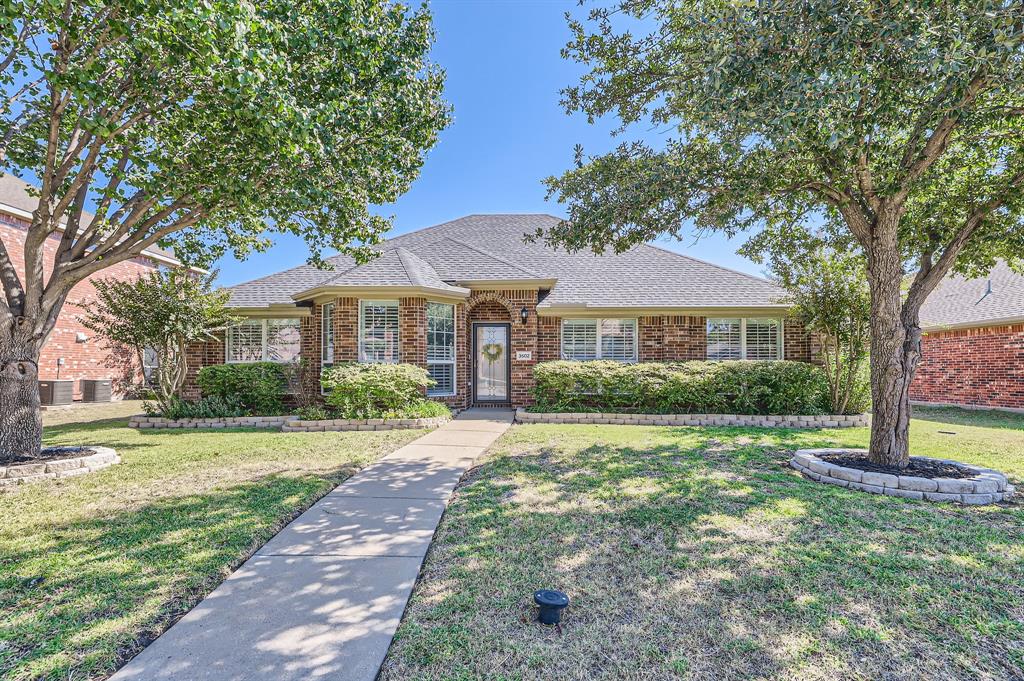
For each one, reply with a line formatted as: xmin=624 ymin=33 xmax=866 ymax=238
xmin=467 ymin=293 xmax=515 ymax=406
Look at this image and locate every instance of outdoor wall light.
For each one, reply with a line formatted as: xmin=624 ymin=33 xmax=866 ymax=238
xmin=534 ymin=589 xmax=569 ymax=625
xmin=520 ymin=306 xmax=529 ymax=324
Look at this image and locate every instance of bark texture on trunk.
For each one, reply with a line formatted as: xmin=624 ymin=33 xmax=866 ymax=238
xmin=0 ymin=352 xmax=43 ymax=462
xmin=866 ymin=218 xmax=921 ymax=469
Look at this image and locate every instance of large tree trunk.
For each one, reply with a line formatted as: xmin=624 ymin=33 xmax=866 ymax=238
xmin=0 ymin=345 xmax=43 ymax=463
xmin=866 ymin=226 xmax=922 ymax=469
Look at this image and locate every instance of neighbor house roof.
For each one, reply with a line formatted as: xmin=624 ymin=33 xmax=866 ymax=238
xmin=920 ymin=260 xmax=1024 ymax=331
xmin=0 ymin=174 xmax=181 ymax=266
xmin=226 ymin=213 xmax=788 ymax=313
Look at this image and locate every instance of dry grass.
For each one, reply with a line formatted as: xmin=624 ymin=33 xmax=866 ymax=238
xmin=0 ymin=415 xmax=423 ymax=680
xmin=381 ymin=408 xmax=1024 ymax=681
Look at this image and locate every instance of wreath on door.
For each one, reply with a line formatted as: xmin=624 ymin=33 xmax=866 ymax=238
xmin=481 ymin=343 xmax=504 ymax=363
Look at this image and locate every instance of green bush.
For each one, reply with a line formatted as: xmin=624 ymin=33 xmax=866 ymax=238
xmin=321 ymin=362 xmax=444 ymax=418
xmin=196 ymin=362 xmax=290 ymax=415
xmin=145 ymin=395 xmax=247 ymax=419
xmin=295 ymin=404 xmax=332 ymax=421
xmin=531 ymin=360 xmax=840 ymax=415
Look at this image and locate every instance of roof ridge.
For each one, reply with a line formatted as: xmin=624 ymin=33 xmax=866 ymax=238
xmin=395 ymin=247 xmax=435 ymax=287
xmin=640 ymin=242 xmax=780 ymax=288
xmin=438 ymin=237 xmax=546 ymax=279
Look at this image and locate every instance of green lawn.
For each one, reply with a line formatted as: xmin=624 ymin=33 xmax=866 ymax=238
xmin=0 ymin=417 xmax=423 ymax=681
xmin=381 ymin=407 xmax=1024 ymax=681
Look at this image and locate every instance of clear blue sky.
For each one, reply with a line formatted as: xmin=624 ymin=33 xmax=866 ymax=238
xmin=215 ymin=0 xmax=765 ymax=287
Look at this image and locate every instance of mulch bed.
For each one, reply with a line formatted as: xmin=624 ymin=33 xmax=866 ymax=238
xmin=8 ymin=446 xmax=96 ymax=465
xmin=819 ymin=452 xmax=973 ymax=479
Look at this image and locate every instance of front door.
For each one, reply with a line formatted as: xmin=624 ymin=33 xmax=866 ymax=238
xmin=473 ymin=323 xmax=510 ymax=404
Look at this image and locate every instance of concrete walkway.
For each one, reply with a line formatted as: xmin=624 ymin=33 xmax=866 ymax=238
xmin=111 ymin=409 xmax=514 ymax=681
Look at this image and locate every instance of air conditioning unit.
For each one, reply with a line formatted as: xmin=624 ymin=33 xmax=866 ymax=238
xmin=81 ymin=379 xmax=112 ymax=403
xmin=39 ymin=380 xmax=73 ymax=406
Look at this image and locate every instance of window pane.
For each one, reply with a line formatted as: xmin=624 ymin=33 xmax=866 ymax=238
xmin=227 ymin=321 xmax=264 ymax=363
xmin=426 ymin=302 xmax=455 ymax=362
xmin=561 ymin=319 xmax=597 ymax=360
xmin=707 ymin=318 xmax=741 ymax=360
xmin=360 ymin=301 xmax=399 ymax=363
xmin=321 ymin=303 xmax=335 ymax=364
xmin=267 ymin=319 xmax=301 ymax=363
xmin=427 ymin=362 xmax=454 ymax=396
xmin=745 ymin=318 xmax=780 ymax=360
xmin=600 ymin=319 xmax=636 ymax=361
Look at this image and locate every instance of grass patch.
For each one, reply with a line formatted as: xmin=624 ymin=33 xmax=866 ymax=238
xmin=382 ymin=406 xmax=1024 ymax=680
xmin=0 ymin=416 xmax=423 ymax=680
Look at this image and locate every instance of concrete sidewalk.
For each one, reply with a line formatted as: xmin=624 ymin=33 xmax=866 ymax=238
xmin=111 ymin=409 xmax=514 ymax=681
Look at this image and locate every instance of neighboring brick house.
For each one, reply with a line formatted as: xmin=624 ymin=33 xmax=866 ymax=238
xmin=187 ymin=214 xmax=817 ymax=409
xmin=0 ymin=175 xmax=186 ymax=400
xmin=911 ymin=260 xmax=1024 ymax=412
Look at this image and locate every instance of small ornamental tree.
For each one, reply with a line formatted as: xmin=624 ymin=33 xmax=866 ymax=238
xmin=544 ymin=1 xmax=1024 ymax=467
xmin=745 ymin=228 xmax=871 ymax=415
xmin=80 ymin=270 xmax=238 ymax=413
xmin=0 ymin=0 xmax=449 ymax=460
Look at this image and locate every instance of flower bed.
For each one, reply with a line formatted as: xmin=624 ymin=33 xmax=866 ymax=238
xmin=129 ymin=414 xmax=451 ymax=432
xmin=1 ymin=446 xmax=120 ymax=489
xmin=516 ymin=408 xmax=867 ymax=428
xmin=791 ymin=448 xmax=1015 ymax=505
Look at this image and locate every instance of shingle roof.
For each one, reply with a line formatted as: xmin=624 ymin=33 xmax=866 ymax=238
xmin=0 ymin=174 xmax=180 ymax=263
xmin=920 ymin=260 xmax=1024 ymax=330
xmin=318 ymin=247 xmax=468 ymax=295
xmin=226 ymin=213 xmax=788 ymax=310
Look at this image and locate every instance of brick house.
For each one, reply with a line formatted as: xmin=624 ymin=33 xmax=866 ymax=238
xmin=911 ymin=260 xmax=1024 ymax=412
xmin=0 ymin=175 xmax=186 ymax=400
xmin=186 ymin=214 xmax=817 ymax=409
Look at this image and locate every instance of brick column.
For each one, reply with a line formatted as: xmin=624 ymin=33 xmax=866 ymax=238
xmin=334 ymin=297 xmax=358 ymax=362
xmin=399 ymin=297 xmax=427 ymax=367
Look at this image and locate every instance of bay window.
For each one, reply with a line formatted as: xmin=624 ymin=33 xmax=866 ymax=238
xmin=359 ymin=300 xmax=399 ymax=363
xmin=706 ymin=318 xmax=782 ymax=360
xmin=426 ymin=302 xmax=456 ymax=395
xmin=561 ymin=318 xmax=636 ymax=361
xmin=226 ymin=318 xmax=301 ymax=363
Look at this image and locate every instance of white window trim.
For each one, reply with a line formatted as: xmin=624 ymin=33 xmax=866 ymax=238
xmin=225 ymin=318 xmax=302 ymax=364
xmin=706 ymin=317 xmax=785 ymax=361
xmin=321 ymin=303 xmax=335 ymax=367
xmin=426 ymin=302 xmax=457 ymax=397
xmin=358 ymin=299 xmax=400 ymax=364
xmin=561 ymin=318 xmax=638 ymax=362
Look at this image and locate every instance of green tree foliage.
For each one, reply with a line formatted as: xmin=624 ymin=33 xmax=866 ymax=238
xmin=544 ymin=1 xmax=1024 ymax=466
xmin=81 ymin=269 xmax=237 ymax=412
xmin=745 ymin=229 xmax=871 ymax=415
xmin=0 ymin=0 xmax=449 ymax=459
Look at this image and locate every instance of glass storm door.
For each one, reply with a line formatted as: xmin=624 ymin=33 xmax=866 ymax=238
xmin=474 ymin=324 xmax=509 ymax=402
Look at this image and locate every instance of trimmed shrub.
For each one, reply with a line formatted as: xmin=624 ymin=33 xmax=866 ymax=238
xmin=196 ymin=362 xmax=290 ymax=416
xmin=531 ymin=360 xmax=839 ymax=415
xmin=321 ymin=362 xmax=447 ymax=419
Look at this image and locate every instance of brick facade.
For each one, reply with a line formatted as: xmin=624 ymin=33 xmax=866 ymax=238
xmin=182 ymin=290 xmax=818 ymax=409
xmin=1 ymin=211 xmax=164 ymax=400
xmin=911 ymin=323 xmax=1024 ymax=410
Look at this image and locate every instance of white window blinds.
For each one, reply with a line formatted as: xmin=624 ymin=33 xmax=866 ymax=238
xmin=426 ymin=302 xmax=456 ymax=395
xmin=745 ymin=318 xmax=781 ymax=360
xmin=227 ymin=319 xmax=301 ymax=363
xmin=707 ymin=318 xmax=782 ymax=360
xmin=561 ymin=319 xmax=636 ymax=361
xmin=359 ymin=301 xmax=400 ymax=363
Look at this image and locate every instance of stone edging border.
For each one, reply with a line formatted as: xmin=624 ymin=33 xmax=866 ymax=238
xmin=1 ymin=446 xmax=120 ymax=489
xmin=129 ymin=414 xmax=451 ymax=432
xmin=516 ymin=409 xmax=868 ymax=429
xmin=282 ymin=415 xmax=451 ymax=432
xmin=791 ymin=448 xmax=1015 ymax=505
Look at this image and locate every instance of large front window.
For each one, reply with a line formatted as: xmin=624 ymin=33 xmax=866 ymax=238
xmin=426 ymin=302 xmax=455 ymax=396
xmin=226 ymin=318 xmax=301 ymax=363
xmin=706 ymin=318 xmax=782 ymax=360
xmin=359 ymin=300 xmax=399 ymax=363
xmin=561 ymin=318 xmax=637 ymax=361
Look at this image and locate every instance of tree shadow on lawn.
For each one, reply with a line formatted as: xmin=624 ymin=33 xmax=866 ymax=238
xmin=382 ymin=429 xmax=1024 ymax=681
xmin=0 ymin=471 xmax=341 ymax=680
